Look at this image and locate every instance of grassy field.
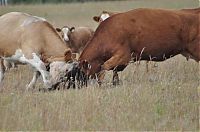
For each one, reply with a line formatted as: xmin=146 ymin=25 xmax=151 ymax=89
xmin=0 ymin=0 xmax=199 ymax=130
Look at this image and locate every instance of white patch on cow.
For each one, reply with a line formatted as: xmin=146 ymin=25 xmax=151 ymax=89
xmin=20 ymin=53 xmax=50 ymax=86
xmin=100 ymin=13 xmax=110 ymax=21
xmin=61 ymin=27 xmax=70 ymax=42
xmin=3 ymin=49 xmax=24 ymax=62
xmin=3 ymin=49 xmax=51 ymax=88
xmin=21 ymin=16 xmax=46 ymax=27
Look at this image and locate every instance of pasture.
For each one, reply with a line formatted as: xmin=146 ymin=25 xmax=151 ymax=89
xmin=0 ymin=0 xmax=199 ymax=130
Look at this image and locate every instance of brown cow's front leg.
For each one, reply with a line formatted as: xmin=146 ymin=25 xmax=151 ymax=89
xmin=96 ymin=70 xmax=105 ymax=86
xmin=102 ymin=53 xmax=130 ymax=71
xmin=101 ymin=53 xmax=130 ymax=85
xmin=112 ymin=70 xmax=119 ymax=85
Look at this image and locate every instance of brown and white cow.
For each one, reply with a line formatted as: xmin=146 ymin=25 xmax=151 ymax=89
xmin=78 ymin=8 xmax=199 ymax=85
xmin=56 ymin=26 xmax=94 ymax=54
xmin=93 ymin=10 xmax=118 ymax=23
xmin=0 ymin=12 xmax=74 ymax=90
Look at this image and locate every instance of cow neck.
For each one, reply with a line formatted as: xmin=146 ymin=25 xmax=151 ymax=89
xmin=79 ymin=38 xmax=103 ymax=64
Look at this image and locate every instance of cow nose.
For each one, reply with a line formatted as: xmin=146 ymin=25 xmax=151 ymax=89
xmin=64 ymin=38 xmax=69 ymax=42
xmin=64 ymin=34 xmax=69 ymax=42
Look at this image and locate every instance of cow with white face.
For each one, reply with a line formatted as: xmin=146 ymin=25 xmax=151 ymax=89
xmin=56 ymin=26 xmax=94 ymax=54
xmin=0 ymin=12 xmax=74 ymax=90
xmin=93 ymin=11 xmax=117 ymax=23
xmin=59 ymin=26 xmax=71 ymax=42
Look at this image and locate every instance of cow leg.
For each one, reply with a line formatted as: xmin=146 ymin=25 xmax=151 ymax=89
xmin=26 ymin=71 xmax=40 ymax=90
xmin=3 ymin=60 xmax=12 ymax=71
xmin=96 ymin=70 xmax=105 ymax=86
xmin=146 ymin=61 xmax=149 ymax=72
xmin=11 ymin=62 xmax=17 ymax=69
xmin=19 ymin=53 xmax=52 ymax=89
xmin=101 ymin=53 xmax=130 ymax=71
xmin=112 ymin=70 xmax=119 ymax=85
xmin=101 ymin=53 xmax=130 ymax=85
xmin=0 ymin=58 xmax=5 ymax=84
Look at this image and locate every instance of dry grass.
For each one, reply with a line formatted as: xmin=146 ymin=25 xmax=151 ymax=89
xmin=0 ymin=0 xmax=199 ymax=131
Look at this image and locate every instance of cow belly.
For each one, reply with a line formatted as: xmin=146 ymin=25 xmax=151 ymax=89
xmin=136 ymin=48 xmax=182 ymax=61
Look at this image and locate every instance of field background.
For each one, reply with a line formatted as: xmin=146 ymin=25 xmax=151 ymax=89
xmin=0 ymin=0 xmax=199 ymax=130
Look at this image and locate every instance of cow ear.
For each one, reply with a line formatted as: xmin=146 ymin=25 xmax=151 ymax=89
xmin=93 ymin=16 xmax=100 ymax=22
xmin=70 ymin=27 xmax=75 ymax=32
xmin=64 ymin=50 xmax=72 ymax=62
xmin=72 ymin=53 xmax=77 ymax=60
xmin=56 ymin=28 xmax=61 ymax=32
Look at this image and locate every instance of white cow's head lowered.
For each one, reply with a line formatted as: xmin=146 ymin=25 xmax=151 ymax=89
xmin=49 ymin=61 xmax=78 ymax=86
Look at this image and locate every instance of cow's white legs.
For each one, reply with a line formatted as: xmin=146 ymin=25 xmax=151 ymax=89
xmin=19 ymin=53 xmax=52 ymax=89
xmin=3 ymin=49 xmax=52 ymax=89
xmin=26 ymin=71 xmax=40 ymax=89
xmin=0 ymin=59 xmax=5 ymax=83
xmin=3 ymin=60 xmax=11 ymax=71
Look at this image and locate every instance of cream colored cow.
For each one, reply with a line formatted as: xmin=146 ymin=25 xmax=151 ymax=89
xmin=0 ymin=12 xmax=73 ymax=90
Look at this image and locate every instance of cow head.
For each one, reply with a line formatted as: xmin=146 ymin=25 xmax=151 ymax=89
xmin=56 ymin=26 xmax=75 ymax=42
xmin=79 ymin=60 xmax=92 ymax=76
xmin=79 ymin=59 xmax=101 ymax=76
xmin=49 ymin=60 xmax=79 ymax=89
xmin=93 ymin=11 xmax=112 ymax=23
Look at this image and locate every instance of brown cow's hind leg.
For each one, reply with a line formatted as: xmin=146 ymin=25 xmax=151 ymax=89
xmin=112 ymin=70 xmax=119 ymax=85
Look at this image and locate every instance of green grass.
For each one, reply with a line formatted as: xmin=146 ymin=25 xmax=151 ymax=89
xmin=0 ymin=0 xmax=199 ymax=131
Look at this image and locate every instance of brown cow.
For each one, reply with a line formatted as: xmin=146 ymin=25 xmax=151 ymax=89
xmin=93 ymin=10 xmax=158 ymax=84
xmin=56 ymin=26 xmax=94 ymax=54
xmin=78 ymin=8 xmax=199 ymax=85
xmin=0 ymin=12 xmax=74 ymax=90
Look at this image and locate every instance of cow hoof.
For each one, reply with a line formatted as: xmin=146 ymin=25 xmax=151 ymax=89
xmin=112 ymin=80 xmax=120 ymax=86
xmin=26 ymin=84 xmax=35 ymax=91
xmin=39 ymin=88 xmax=52 ymax=92
xmin=38 ymin=88 xmax=45 ymax=92
xmin=44 ymin=81 xmax=52 ymax=89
